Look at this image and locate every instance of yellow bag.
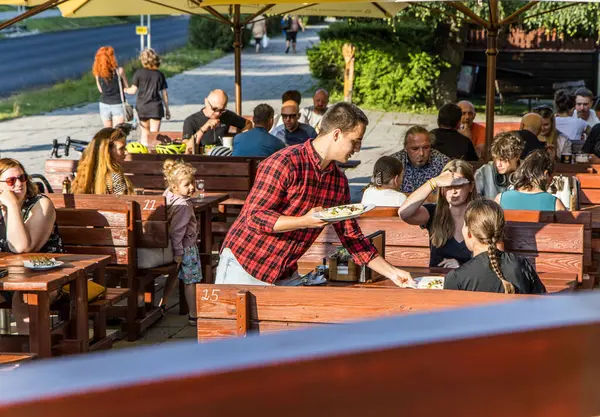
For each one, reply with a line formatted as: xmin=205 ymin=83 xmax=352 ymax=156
xmin=64 ymin=281 xmax=106 ymax=302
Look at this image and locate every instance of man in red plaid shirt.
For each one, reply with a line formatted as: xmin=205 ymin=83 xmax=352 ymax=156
xmin=216 ymin=102 xmax=413 ymax=287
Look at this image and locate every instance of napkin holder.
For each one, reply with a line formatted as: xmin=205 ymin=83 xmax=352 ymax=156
xmin=327 ymin=230 xmax=385 ymax=283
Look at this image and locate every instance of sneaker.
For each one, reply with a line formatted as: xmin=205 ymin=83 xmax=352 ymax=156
xmin=188 ymin=316 xmax=198 ymax=326
xmin=285 ymin=47 xmax=290 ymax=54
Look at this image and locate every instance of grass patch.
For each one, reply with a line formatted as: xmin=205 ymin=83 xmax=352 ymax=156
xmin=0 ymin=45 xmax=225 ymax=120
xmin=25 ymin=16 xmax=140 ymax=34
xmin=471 ymin=98 xmax=531 ymax=117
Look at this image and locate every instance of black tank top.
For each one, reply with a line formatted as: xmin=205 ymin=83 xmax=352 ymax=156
xmin=99 ymin=71 xmax=122 ymax=105
xmin=0 ymin=195 xmax=64 ymax=254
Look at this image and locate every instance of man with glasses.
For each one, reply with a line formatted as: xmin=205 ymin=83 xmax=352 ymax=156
xmin=183 ymin=89 xmax=251 ymax=154
xmin=271 ymin=100 xmax=317 ymax=146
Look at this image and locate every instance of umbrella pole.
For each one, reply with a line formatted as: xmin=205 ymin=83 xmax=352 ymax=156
xmin=233 ymin=5 xmax=242 ymax=116
xmin=484 ymin=28 xmax=498 ymax=159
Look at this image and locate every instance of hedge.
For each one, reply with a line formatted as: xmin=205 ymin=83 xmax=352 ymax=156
xmin=188 ymin=15 xmax=284 ymax=51
xmin=307 ymin=21 xmax=448 ymax=110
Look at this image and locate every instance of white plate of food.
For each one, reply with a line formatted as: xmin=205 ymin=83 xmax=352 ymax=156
xmin=312 ymin=204 xmax=375 ymax=222
xmin=23 ymin=256 xmax=64 ymax=270
xmin=414 ymin=276 xmax=445 ymax=290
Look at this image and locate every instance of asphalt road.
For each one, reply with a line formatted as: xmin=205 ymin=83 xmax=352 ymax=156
xmin=0 ymin=16 xmax=189 ymax=96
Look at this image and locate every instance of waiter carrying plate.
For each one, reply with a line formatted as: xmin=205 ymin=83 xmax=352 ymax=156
xmin=216 ymin=102 xmax=415 ymax=287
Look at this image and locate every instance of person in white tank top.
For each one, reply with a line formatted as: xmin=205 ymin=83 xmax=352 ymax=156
xmin=361 ymin=156 xmax=407 ymax=207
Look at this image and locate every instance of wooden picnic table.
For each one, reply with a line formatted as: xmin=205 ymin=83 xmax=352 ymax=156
xmin=191 ymin=193 xmax=230 ymax=284
xmin=0 ymin=253 xmax=110 ymax=358
xmin=297 ymin=263 xmax=576 ymax=293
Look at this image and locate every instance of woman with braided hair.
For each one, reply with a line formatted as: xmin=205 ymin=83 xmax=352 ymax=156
xmin=361 ymin=156 xmax=407 ymax=207
xmin=444 ymin=199 xmax=546 ymax=294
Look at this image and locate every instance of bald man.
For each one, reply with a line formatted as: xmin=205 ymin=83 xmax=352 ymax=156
xmin=514 ymin=113 xmax=545 ymax=159
xmin=300 ymin=89 xmax=330 ymax=129
xmin=271 ymin=100 xmax=317 ymax=146
xmin=183 ymin=89 xmax=252 ymax=154
xmin=457 ymin=100 xmax=485 ymax=157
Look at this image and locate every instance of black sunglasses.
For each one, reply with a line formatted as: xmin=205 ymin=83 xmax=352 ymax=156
xmin=207 ymin=99 xmax=226 ymax=114
xmin=0 ymin=174 xmax=27 ymax=187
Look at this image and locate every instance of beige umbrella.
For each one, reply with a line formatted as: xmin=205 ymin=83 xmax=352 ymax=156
xmin=0 ymin=0 xmax=406 ymax=116
xmin=1 ymin=0 xmax=588 ymax=152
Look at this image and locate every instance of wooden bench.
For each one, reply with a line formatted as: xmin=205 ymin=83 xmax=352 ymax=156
xmin=195 ymin=285 xmax=531 ymax=342
xmin=3 ymin=293 xmax=600 ymax=416
xmin=298 ymin=215 xmax=586 ymax=290
xmin=47 ymin=194 xmax=177 ymax=341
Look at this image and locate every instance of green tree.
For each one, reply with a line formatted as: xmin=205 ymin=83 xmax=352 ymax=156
xmin=398 ymin=1 xmax=600 ymax=104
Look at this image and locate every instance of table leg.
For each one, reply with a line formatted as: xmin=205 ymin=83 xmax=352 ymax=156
xmin=200 ymin=208 xmax=213 ymax=284
xmin=26 ymin=292 xmax=51 ymax=358
xmin=69 ymin=271 xmax=89 ymax=353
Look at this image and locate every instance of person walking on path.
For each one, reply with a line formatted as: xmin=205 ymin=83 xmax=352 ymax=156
xmin=284 ymin=15 xmax=304 ymax=54
xmin=216 ymin=102 xmax=415 ymax=287
xmin=125 ymin=48 xmax=170 ymax=145
xmin=93 ymin=46 xmax=129 ymax=128
xmin=250 ymin=15 xmax=267 ymax=54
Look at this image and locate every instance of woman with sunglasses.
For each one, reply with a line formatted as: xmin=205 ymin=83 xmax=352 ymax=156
xmin=125 ymin=48 xmax=170 ymax=146
xmin=0 ymin=158 xmax=64 ymax=334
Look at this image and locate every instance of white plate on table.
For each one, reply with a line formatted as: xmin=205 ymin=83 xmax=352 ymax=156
xmin=312 ymin=204 xmax=375 ymax=222
xmin=414 ymin=276 xmax=445 ymax=290
xmin=23 ymin=260 xmax=64 ymax=270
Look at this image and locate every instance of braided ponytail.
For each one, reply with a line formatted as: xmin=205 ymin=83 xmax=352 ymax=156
xmin=487 ymin=241 xmax=515 ymax=294
xmin=465 ymin=199 xmax=515 ymax=294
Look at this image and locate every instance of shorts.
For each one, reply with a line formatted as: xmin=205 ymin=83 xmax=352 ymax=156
xmin=254 ymin=37 xmax=263 ymax=44
xmin=215 ymin=248 xmax=301 ymax=286
xmin=286 ymin=31 xmax=298 ymax=42
xmin=178 ymin=245 xmax=202 ymax=285
xmin=99 ymin=102 xmax=124 ymax=121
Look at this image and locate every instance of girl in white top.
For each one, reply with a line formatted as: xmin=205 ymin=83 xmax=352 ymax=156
xmin=554 ymin=89 xmax=587 ymax=141
xmin=361 ymin=156 xmax=407 ymax=207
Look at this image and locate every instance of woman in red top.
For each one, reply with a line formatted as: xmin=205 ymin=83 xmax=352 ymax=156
xmin=216 ymin=103 xmax=413 ymax=287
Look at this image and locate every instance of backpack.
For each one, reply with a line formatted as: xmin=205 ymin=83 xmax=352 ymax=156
xmin=281 ymin=17 xmax=291 ymax=30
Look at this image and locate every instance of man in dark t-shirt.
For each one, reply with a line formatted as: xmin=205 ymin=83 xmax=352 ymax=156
xmin=513 ymin=113 xmax=545 ymax=159
xmin=431 ymin=103 xmax=479 ymax=161
xmin=183 ymin=89 xmax=252 ymax=153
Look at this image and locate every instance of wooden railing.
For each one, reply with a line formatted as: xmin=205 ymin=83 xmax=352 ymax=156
xmin=1 ymin=293 xmax=600 ymax=416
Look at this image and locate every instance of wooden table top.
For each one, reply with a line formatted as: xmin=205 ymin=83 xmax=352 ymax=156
xmin=299 ymin=263 xmax=576 ymax=293
xmin=191 ymin=192 xmax=230 ymax=208
xmin=0 ymin=253 xmax=110 ymax=292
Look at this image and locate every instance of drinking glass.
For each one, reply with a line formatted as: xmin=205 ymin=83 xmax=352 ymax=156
xmin=196 ymin=179 xmax=205 ymax=199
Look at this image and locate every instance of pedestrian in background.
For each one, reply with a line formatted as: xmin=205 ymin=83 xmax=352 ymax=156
xmin=93 ymin=46 xmax=129 ymax=128
xmin=251 ymin=14 xmax=267 ymax=54
xmin=125 ymin=48 xmax=170 ymax=145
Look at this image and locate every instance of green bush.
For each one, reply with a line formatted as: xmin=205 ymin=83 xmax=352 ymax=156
xmin=307 ymin=22 xmax=447 ymax=110
xmin=188 ymin=16 xmax=251 ymax=51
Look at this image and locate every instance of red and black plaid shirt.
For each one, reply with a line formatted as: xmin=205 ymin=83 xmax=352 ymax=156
xmin=222 ymin=140 xmax=379 ymax=284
